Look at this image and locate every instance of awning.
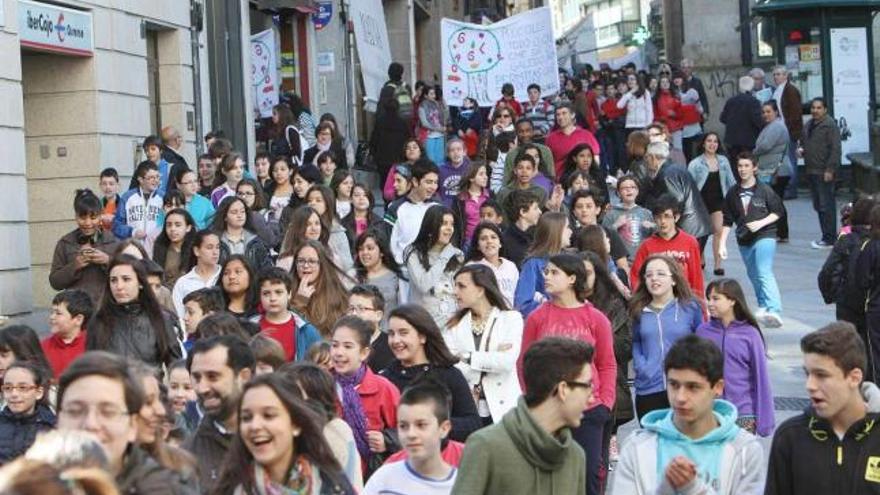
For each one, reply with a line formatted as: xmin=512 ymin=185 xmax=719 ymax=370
xmin=253 ymin=0 xmax=318 ymax=14
xmin=754 ymin=0 xmax=880 ymax=12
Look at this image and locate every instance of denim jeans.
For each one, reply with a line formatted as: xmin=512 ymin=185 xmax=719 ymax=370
xmin=807 ymin=174 xmax=837 ymax=244
xmin=739 ymin=237 xmax=782 ymax=314
xmin=425 ymin=136 xmax=445 ymax=165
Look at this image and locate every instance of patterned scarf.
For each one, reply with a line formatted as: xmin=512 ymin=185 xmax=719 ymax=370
xmin=335 ymin=363 xmax=370 ymax=459
xmin=236 ymin=456 xmax=321 ymax=495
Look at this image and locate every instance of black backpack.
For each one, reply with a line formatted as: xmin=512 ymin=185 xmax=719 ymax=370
xmin=818 ymin=231 xmax=867 ymax=305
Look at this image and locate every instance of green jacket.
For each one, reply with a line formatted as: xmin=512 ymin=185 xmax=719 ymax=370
xmin=451 ymin=397 xmax=586 ymax=495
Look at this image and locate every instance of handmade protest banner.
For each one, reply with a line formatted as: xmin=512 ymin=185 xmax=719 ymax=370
xmin=250 ymin=29 xmax=278 ymax=119
xmin=350 ymin=0 xmax=392 ymax=111
xmin=441 ymin=7 xmax=559 ymax=107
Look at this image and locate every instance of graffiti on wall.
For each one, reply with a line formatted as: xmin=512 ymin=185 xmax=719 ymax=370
xmin=705 ymin=68 xmax=739 ymax=99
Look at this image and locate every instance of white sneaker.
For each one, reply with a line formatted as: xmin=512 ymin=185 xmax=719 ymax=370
xmin=754 ymin=308 xmax=768 ymax=321
xmin=763 ymin=313 xmax=784 ymax=328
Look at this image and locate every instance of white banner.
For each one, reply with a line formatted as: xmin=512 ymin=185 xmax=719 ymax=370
xmin=350 ymin=0 xmax=392 ymax=110
xmin=441 ymin=7 xmax=559 ymax=107
xmin=830 ymin=28 xmax=871 ymax=162
xmin=250 ymin=29 xmax=278 ymax=119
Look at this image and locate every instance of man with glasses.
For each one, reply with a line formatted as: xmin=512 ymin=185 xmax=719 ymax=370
xmin=57 ymin=351 xmax=196 ymax=493
xmin=772 ymin=66 xmax=804 ymax=199
xmin=611 ymin=335 xmax=764 ymax=494
xmin=452 ymin=337 xmax=594 ymax=495
xmin=349 ymin=284 xmax=394 ymax=372
xmin=545 ymin=103 xmax=602 ymax=179
xmin=112 ymin=161 xmax=164 ymax=254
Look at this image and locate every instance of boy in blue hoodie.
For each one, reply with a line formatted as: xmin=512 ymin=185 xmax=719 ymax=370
xmin=612 ymin=335 xmax=764 ymax=495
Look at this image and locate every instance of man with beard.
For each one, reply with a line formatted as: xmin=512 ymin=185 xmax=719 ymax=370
xmin=184 ymin=335 xmax=255 ymax=491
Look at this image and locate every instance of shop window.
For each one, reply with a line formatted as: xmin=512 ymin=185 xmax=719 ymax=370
xmin=755 ymin=17 xmax=775 ymax=59
xmin=783 ymin=27 xmax=824 ymax=103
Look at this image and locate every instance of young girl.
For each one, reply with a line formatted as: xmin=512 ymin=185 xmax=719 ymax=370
xmin=330 ymin=316 xmax=401 ymax=475
xmin=516 ymin=253 xmax=616 ymax=495
xmin=316 ymin=151 xmax=338 ymax=187
xmin=466 ymin=222 xmax=519 ymax=307
xmin=210 ymin=152 xmax=245 ymax=208
xmin=630 ymin=254 xmax=704 ymax=419
xmin=354 ymin=229 xmax=406 ymax=318
xmin=382 ymin=139 xmax=420 ymax=202
xmin=404 ymin=205 xmax=464 ymax=329
xmin=171 ymin=230 xmax=222 ymax=323
xmin=331 ymin=170 xmax=355 ymax=219
xmin=0 ymin=362 xmax=56 ymax=463
xmin=379 ymin=304 xmax=481 ymax=442
xmin=418 ymin=85 xmax=447 ymax=165
xmin=562 ymin=143 xmax=609 ymax=206
xmin=0 ymin=325 xmax=52 ymax=387
xmin=167 ymin=359 xmax=198 ymax=433
xmin=513 ymin=212 xmax=573 ymax=318
xmin=342 ymin=183 xmax=381 ymax=242
xmin=265 ymin=156 xmax=294 ymax=224
xmin=153 ymin=208 xmax=197 ymax=288
xmin=212 ymin=196 xmax=272 ymax=272
xmin=290 ymin=240 xmax=352 ymax=336
xmin=216 ymin=254 xmax=260 ymax=321
xmin=696 ymin=278 xmax=774 ymax=436
xmin=236 ymin=178 xmax=278 ymax=249
xmin=306 ymin=185 xmax=354 ymax=272
xmin=719 ymin=152 xmax=785 ymax=328
xmin=452 ymin=163 xmax=491 ymax=249
xmin=574 ymin=224 xmax=630 ymax=298
xmin=175 ymin=168 xmax=215 ymax=230
xmin=277 ymin=205 xmax=327 ymax=271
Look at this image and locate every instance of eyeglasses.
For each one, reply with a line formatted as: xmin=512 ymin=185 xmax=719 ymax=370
xmin=179 ymin=180 xmax=197 ymax=186
xmin=295 ymin=258 xmax=319 ymax=267
xmin=237 ymin=191 xmax=256 ymax=197
xmin=144 ymin=174 xmax=161 ymax=181
xmin=347 ymin=305 xmax=375 ymax=314
xmin=1 ymin=384 xmax=39 ymax=394
xmin=59 ymin=403 xmax=131 ymax=423
xmin=565 ymin=380 xmax=593 ymax=391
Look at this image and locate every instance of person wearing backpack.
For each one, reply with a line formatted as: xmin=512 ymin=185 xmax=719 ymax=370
xmin=854 ymin=204 xmax=880 ymax=382
xmin=383 ymin=62 xmax=414 ymax=124
xmin=270 ymin=103 xmax=309 ymax=167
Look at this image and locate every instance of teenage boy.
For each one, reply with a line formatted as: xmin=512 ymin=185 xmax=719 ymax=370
xmin=128 ymin=135 xmax=172 ymax=196
xmin=365 ymin=381 xmax=457 ymax=495
xmin=57 ymin=351 xmax=196 ymax=493
xmin=42 ymin=289 xmax=92 ymax=378
xmin=113 ymin=161 xmax=164 ymax=255
xmin=181 ymin=287 xmax=225 ymax=352
xmin=496 ymin=155 xmax=548 ymax=216
xmin=602 ymin=175 xmax=655 ymax=260
xmin=521 ymin=83 xmax=555 ymax=140
xmin=99 ymin=167 xmax=120 ymax=232
xmin=503 ymin=119 xmax=556 ymax=181
xmin=766 ymin=322 xmax=880 ymax=495
xmin=348 ymin=284 xmax=394 ymax=373
xmin=570 ymin=189 xmax=631 ymax=275
xmin=479 ymin=200 xmax=504 ymax=227
xmin=251 ymin=267 xmax=321 ymax=362
xmin=438 ymin=138 xmax=472 ymax=207
xmin=389 ymin=158 xmax=441 ymax=264
xmin=502 ymin=189 xmax=542 ymax=268
xmin=176 ymin=168 xmax=215 ymax=230
xmin=185 ymin=335 xmax=255 ymax=491
xmin=546 ymin=103 xmax=602 ymax=179
xmin=630 ymin=193 xmax=704 ymax=297
xmin=611 ymin=335 xmax=764 ymax=494
xmin=452 ymin=337 xmax=592 ymax=495
xmin=197 ymin=153 xmax=216 ymax=198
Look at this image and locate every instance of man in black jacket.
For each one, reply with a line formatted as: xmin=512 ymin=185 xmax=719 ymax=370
xmin=720 ymin=76 xmax=763 ymax=162
xmin=765 ymin=322 xmax=880 ymax=495
xmin=185 ymin=335 xmax=255 ymax=492
xmin=643 ymin=141 xmax=711 ymax=243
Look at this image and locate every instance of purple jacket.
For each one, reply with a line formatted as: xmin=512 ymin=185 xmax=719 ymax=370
xmin=696 ymin=318 xmax=775 ymax=436
xmin=438 ymin=158 xmax=472 ymax=207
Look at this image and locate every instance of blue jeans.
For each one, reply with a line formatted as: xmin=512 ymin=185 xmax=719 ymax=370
xmin=425 ymin=136 xmax=445 ymax=165
xmin=807 ymin=174 xmax=837 ymax=244
xmin=739 ymin=238 xmax=782 ymax=314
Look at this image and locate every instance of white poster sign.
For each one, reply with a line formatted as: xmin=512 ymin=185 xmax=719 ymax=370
xmin=18 ymin=0 xmax=94 ymax=56
xmin=350 ymin=0 xmax=392 ymax=110
xmin=830 ymin=28 xmax=871 ymax=162
xmin=250 ymin=29 xmax=278 ymax=119
xmin=441 ymin=7 xmax=559 ymax=107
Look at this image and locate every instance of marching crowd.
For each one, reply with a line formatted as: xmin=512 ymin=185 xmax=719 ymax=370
xmin=0 ymin=57 xmax=873 ymax=495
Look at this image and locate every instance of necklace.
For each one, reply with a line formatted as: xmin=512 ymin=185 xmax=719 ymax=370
xmin=471 ymin=314 xmax=487 ymax=336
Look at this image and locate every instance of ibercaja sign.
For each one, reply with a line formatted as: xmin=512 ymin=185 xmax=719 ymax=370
xmin=18 ymin=0 xmax=94 ymax=56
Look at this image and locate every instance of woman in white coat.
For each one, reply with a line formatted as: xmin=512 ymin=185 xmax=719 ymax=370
xmin=443 ymin=264 xmax=524 ymax=425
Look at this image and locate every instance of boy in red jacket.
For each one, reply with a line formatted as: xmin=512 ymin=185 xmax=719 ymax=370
xmin=42 ymin=289 xmax=92 ymax=378
xmin=631 ymin=194 xmax=704 ymax=299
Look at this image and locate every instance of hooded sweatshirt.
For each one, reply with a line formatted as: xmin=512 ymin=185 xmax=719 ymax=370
xmin=632 ymin=299 xmax=704 ymax=396
xmin=611 ymin=400 xmax=765 ymax=495
xmin=697 ymin=318 xmax=775 ymax=436
xmin=450 ymin=397 xmax=586 ymax=495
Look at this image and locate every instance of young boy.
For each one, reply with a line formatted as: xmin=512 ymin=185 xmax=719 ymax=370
xmin=128 ymin=135 xmax=172 ymax=196
xmin=479 ymin=200 xmax=505 ymax=227
xmin=42 ymin=289 xmax=93 ymax=378
xmin=630 ymin=193 xmax=704 ymax=297
xmin=602 ymin=175 xmax=654 ymax=260
xmin=766 ymin=322 xmax=880 ymax=495
xmin=251 ymin=267 xmax=321 ymax=361
xmin=143 ymin=260 xmax=177 ymax=315
xmin=248 ymin=334 xmax=286 ymax=375
xmin=99 ymin=167 xmax=120 ymax=232
xmin=438 ymin=138 xmax=472 ymax=207
xmin=612 ymin=335 xmax=764 ymax=494
xmin=389 ymin=158 xmax=441 ymax=264
xmin=348 ymin=284 xmax=394 ymax=373
xmin=182 ymin=287 xmax=225 ymax=350
xmin=496 ymin=155 xmax=548 ymax=213
xmin=197 ymin=153 xmax=216 ymax=198
xmin=502 ymin=189 xmax=542 ymax=268
xmin=113 ymin=161 xmax=164 ymax=254
xmin=570 ymin=189 xmax=631 ymax=274
xmin=364 ymin=381 xmax=457 ymax=495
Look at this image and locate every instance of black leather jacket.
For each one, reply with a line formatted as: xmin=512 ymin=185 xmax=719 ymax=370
xmin=87 ymin=302 xmax=181 ymax=368
xmin=649 ymin=161 xmax=712 ymax=239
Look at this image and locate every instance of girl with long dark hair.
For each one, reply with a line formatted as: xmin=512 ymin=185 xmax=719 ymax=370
xmin=210 ymin=152 xmax=246 ymax=208
xmin=342 ymin=183 xmax=381 ymax=243
xmin=235 ymin=178 xmax=279 ymax=250
xmin=171 ymin=230 xmax=222 ymax=322
xmin=465 ymin=222 xmax=519 ymax=307
xmin=213 ymin=373 xmax=355 ymax=495
xmin=306 ymin=185 xmax=354 ymax=273
xmin=443 ymin=264 xmax=523 ymax=425
xmin=451 ymin=162 xmax=491 ymax=250
xmin=216 ymin=254 xmax=260 ymax=321
xmin=618 ymin=73 xmax=653 ymax=131
xmin=270 ymin=103 xmax=307 ymax=166
xmin=404 ymin=205 xmax=464 ymax=329
xmin=382 ymin=138 xmax=421 ymax=203
xmin=0 ymin=326 xmax=53 ymax=383
xmin=331 ymin=170 xmax=355 ymax=220
xmin=378 ymin=304 xmax=481 ymax=442
xmin=289 ymin=240 xmax=352 ymax=336
xmin=687 ymin=132 xmax=735 ymax=275
xmin=277 ymin=205 xmax=328 ymax=270
xmin=562 ymin=143 xmax=609 ymax=209
xmin=354 ymin=229 xmax=406 ymax=317
xmin=264 ymin=156 xmax=295 ymax=225
xmin=513 ymin=212 xmax=573 ymax=318
xmin=86 ymin=255 xmax=181 ymax=367
xmin=153 ymin=208 xmax=197 ymax=288
xmin=212 ymin=197 xmax=272 ymax=272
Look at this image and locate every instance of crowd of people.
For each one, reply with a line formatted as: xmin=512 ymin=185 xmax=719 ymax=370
xmin=0 ymin=57 xmax=868 ymax=495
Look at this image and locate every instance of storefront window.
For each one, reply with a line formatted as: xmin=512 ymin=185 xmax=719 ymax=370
xmin=755 ymin=18 xmax=775 ymax=59
xmin=784 ymin=27 xmax=824 ymax=102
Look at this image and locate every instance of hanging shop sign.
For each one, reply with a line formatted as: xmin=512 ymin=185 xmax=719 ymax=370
xmin=312 ymin=1 xmax=332 ymax=31
xmin=18 ymin=0 xmax=93 ymax=56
